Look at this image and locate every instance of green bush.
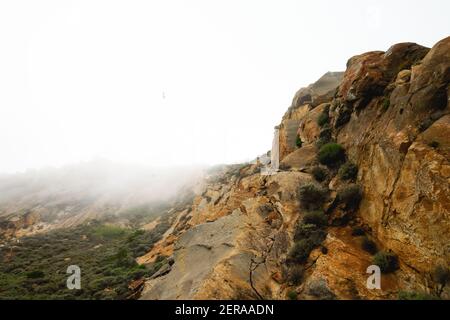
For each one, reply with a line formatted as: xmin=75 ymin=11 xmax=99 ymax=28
xmin=287 ymin=290 xmax=298 ymax=300
xmin=93 ymin=225 xmax=127 ymax=239
xmin=296 ymin=135 xmax=302 ymax=148
xmin=287 ymin=266 xmax=304 ymax=285
xmin=337 ymin=184 xmax=362 ymax=210
xmin=303 ymin=211 xmax=327 ymax=226
xmin=373 ymin=251 xmax=399 ymax=273
xmin=398 ymin=291 xmax=438 ymax=300
xmin=26 ymin=270 xmax=45 ymax=279
xmin=288 ymin=239 xmax=315 ymax=263
xmin=317 ymin=113 xmax=329 ymax=127
xmin=318 ymin=143 xmax=345 ymax=166
xmin=338 ymin=162 xmax=358 ymax=181
xmin=299 ymin=183 xmax=328 ymax=210
xmin=311 ymin=166 xmax=327 ymax=182
xmin=361 ymin=237 xmax=378 ymax=254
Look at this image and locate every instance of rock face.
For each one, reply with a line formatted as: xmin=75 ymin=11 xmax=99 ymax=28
xmin=140 ymin=37 xmax=449 ymax=300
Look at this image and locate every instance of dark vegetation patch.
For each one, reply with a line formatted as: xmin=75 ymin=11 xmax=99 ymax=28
xmin=0 ymin=215 xmax=172 ymax=299
xmin=311 ymin=166 xmax=328 ymax=182
xmin=372 ymin=251 xmax=399 ymax=273
xmin=337 ymin=184 xmax=362 ymax=210
xmin=318 ymin=143 xmax=346 ymax=166
xmin=338 ymin=162 xmax=358 ymax=181
xmin=299 ymin=183 xmax=328 ymax=210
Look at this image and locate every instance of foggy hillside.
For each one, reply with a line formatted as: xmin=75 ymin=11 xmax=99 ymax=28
xmin=0 ymin=160 xmax=206 ymax=238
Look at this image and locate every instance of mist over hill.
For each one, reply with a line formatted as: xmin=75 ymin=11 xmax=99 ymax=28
xmin=0 ymin=160 xmax=206 ymax=239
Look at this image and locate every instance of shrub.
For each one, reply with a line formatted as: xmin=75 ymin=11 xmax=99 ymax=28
xmin=299 ymin=183 xmax=327 ymax=210
xmin=317 ymin=113 xmax=329 ymax=127
xmin=398 ymin=291 xmax=438 ymax=300
xmin=26 ymin=270 xmax=45 ymax=279
xmin=287 ymin=266 xmax=304 ymax=285
xmin=432 ymin=265 xmax=450 ymax=288
xmin=288 ymin=239 xmax=315 ymax=263
xmin=311 ymin=166 xmax=327 ymax=182
xmin=428 ymin=141 xmax=439 ymax=148
xmin=382 ymin=98 xmax=390 ymax=112
xmin=372 ymin=251 xmax=399 ymax=273
xmin=351 ymin=226 xmax=365 ymax=236
xmin=337 ymin=184 xmax=362 ymax=210
xmin=338 ymin=162 xmax=358 ymax=181
xmin=303 ymin=211 xmax=328 ymax=227
xmin=294 ymin=223 xmax=327 ymax=244
xmin=361 ymin=237 xmax=378 ymax=254
xmin=287 ymin=290 xmax=298 ymax=300
xmin=318 ymin=143 xmax=345 ymax=166
xmin=296 ymin=135 xmax=302 ymax=148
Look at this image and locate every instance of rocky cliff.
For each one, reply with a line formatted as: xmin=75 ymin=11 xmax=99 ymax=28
xmin=140 ymin=37 xmax=450 ymax=300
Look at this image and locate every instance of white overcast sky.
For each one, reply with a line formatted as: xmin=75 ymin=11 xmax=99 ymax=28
xmin=0 ymin=0 xmax=448 ymax=173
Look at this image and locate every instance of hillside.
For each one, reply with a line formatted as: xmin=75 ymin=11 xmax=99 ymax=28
xmin=139 ymin=36 xmax=450 ymax=300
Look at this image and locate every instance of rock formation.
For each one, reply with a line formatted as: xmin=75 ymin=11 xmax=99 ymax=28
xmin=140 ymin=37 xmax=449 ymax=300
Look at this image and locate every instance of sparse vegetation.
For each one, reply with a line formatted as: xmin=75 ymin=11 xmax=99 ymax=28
xmin=337 ymin=184 xmax=362 ymax=210
xmin=382 ymin=98 xmax=390 ymax=112
xmin=372 ymin=251 xmax=399 ymax=273
xmin=288 ymin=239 xmax=316 ymax=264
xmin=432 ymin=265 xmax=450 ymax=296
xmin=318 ymin=143 xmax=345 ymax=166
xmin=294 ymin=223 xmax=327 ymax=244
xmin=335 ymin=107 xmax=352 ymax=128
xmin=316 ymin=125 xmax=333 ymax=149
xmin=361 ymin=237 xmax=378 ymax=254
xmin=311 ymin=166 xmax=327 ymax=182
xmin=317 ymin=113 xmax=329 ymax=127
xmin=296 ymin=135 xmax=302 ymax=148
xmin=428 ymin=140 xmax=439 ymax=149
xmin=303 ymin=211 xmax=327 ymax=226
xmin=287 ymin=266 xmax=304 ymax=286
xmin=0 ymin=215 xmax=173 ymax=299
xmin=287 ymin=290 xmax=298 ymax=300
xmin=351 ymin=226 xmax=365 ymax=236
xmin=299 ymin=183 xmax=328 ymax=210
xmin=338 ymin=162 xmax=358 ymax=181
xmin=398 ymin=291 xmax=438 ymax=300
xmin=418 ymin=118 xmax=433 ymax=132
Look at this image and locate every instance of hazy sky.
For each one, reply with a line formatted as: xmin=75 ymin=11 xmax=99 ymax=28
xmin=0 ymin=0 xmax=448 ymax=173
